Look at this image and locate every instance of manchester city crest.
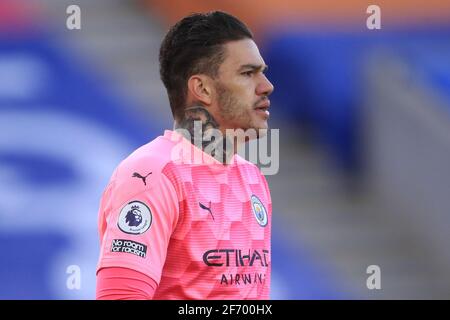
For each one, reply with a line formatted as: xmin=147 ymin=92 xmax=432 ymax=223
xmin=251 ymin=195 xmax=268 ymax=227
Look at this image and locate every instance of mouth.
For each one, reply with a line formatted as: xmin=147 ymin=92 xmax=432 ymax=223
xmin=254 ymin=100 xmax=270 ymax=118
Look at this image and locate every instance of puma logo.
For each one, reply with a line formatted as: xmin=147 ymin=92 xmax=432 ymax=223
xmin=199 ymin=201 xmax=215 ymax=221
xmin=132 ymin=172 xmax=152 ymax=186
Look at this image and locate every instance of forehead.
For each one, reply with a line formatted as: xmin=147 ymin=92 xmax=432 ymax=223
xmin=220 ymin=39 xmax=265 ymax=71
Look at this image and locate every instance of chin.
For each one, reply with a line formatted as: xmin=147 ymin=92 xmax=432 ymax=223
xmin=228 ymin=118 xmax=269 ymax=134
xmin=253 ymin=120 xmax=269 ymax=131
xmin=245 ymin=122 xmax=269 ymax=139
xmin=255 ymin=126 xmax=268 ymax=138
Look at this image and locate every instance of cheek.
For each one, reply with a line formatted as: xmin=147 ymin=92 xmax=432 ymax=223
xmin=233 ymin=77 xmax=256 ymax=97
xmin=236 ymin=84 xmax=256 ymax=107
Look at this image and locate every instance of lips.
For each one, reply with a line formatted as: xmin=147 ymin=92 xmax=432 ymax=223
xmin=254 ymin=99 xmax=270 ymax=117
xmin=254 ymin=99 xmax=270 ymax=111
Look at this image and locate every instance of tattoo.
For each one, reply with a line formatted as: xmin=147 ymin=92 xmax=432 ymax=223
xmin=175 ymin=106 xmax=233 ymax=163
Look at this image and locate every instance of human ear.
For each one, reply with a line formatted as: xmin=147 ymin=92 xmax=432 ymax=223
xmin=187 ymin=75 xmax=213 ymax=106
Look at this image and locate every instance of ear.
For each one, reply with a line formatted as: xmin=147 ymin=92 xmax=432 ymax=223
xmin=187 ymin=74 xmax=213 ymax=106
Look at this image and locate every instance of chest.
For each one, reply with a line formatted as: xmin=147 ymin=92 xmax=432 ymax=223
xmin=172 ymin=168 xmax=271 ymax=242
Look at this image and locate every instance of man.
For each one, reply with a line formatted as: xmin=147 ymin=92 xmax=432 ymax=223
xmin=96 ymin=11 xmax=274 ymax=299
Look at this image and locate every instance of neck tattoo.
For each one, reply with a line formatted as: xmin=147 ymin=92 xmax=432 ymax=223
xmin=175 ymin=106 xmax=234 ymax=164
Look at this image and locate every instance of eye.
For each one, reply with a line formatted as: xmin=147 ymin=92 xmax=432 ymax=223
xmin=241 ymin=71 xmax=253 ymax=77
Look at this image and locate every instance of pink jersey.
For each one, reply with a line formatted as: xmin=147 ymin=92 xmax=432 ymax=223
xmin=97 ymin=130 xmax=272 ymax=299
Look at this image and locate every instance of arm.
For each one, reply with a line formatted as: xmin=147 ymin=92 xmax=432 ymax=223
xmin=96 ymin=160 xmax=180 ymax=299
xmin=96 ymin=267 xmax=157 ymax=300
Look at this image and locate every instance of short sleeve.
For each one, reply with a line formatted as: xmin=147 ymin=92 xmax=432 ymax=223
xmin=97 ymin=170 xmax=179 ymax=285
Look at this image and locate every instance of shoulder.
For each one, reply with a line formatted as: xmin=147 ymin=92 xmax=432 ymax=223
xmin=234 ymin=155 xmax=266 ymax=182
xmin=107 ymin=134 xmax=180 ymax=204
xmin=234 ymin=155 xmax=271 ymax=202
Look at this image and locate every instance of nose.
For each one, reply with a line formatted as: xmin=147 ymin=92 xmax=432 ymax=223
xmin=256 ymin=73 xmax=274 ymax=96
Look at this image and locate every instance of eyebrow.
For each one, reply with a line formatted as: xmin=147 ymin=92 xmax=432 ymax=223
xmin=238 ymin=64 xmax=268 ymax=73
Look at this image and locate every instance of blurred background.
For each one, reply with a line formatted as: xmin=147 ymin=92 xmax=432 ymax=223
xmin=1 ymin=0 xmax=450 ymax=299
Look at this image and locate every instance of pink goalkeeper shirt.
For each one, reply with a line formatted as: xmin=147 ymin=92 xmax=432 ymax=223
xmin=96 ymin=130 xmax=272 ymax=299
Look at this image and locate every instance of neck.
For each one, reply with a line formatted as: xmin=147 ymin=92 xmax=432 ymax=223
xmin=174 ymin=106 xmax=235 ymax=164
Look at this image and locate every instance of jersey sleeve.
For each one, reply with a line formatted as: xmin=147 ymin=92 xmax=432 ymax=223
xmin=96 ymin=163 xmax=179 ymax=286
xmin=96 ymin=267 xmax=157 ymax=300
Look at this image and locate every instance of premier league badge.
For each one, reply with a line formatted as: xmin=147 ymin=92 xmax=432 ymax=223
xmin=117 ymin=201 xmax=152 ymax=234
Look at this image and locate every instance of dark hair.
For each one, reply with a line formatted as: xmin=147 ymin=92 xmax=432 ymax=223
xmin=159 ymin=11 xmax=253 ymax=120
